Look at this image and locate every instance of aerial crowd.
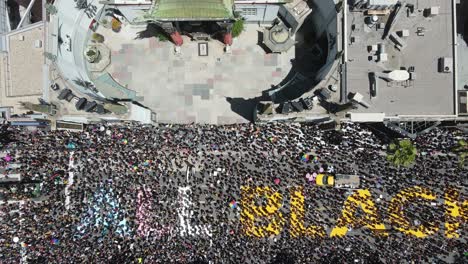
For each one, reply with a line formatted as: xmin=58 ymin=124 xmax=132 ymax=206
xmin=0 ymin=122 xmax=466 ymax=263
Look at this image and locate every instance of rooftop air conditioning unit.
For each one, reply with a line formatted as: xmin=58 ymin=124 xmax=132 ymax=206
xmin=439 ymin=57 xmax=453 ymax=73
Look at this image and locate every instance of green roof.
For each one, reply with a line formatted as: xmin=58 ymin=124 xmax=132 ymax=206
xmin=150 ymin=0 xmax=234 ymax=21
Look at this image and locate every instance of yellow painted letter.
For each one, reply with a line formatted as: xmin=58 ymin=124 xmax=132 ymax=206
xmin=389 ymin=186 xmax=439 ymax=238
xmin=240 ymin=186 xmax=285 ymax=237
xmin=444 ymin=188 xmax=467 ymax=238
xmin=290 ymin=187 xmax=326 ymax=238
xmin=330 ymin=189 xmax=387 ymax=237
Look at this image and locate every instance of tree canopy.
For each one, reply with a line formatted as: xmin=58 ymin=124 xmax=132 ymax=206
xmin=386 ymin=139 xmax=417 ymax=167
xmin=452 ymin=140 xmax=468 ymax=168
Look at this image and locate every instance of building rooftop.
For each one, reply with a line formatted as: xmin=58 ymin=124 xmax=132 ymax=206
xmin=0 ymin=23 xmax=44 ymax=113
xmin=150 ymin=0 xmax=234 ymax=21
xmin=346 ymin=0 xmax=455 ymax=117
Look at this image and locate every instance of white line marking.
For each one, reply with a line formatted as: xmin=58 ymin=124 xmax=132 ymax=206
xmin=65 ymin=151 xmax=74 ymax=210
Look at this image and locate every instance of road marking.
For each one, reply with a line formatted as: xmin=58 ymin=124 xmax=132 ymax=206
xmin=65 ymin=151 xmax=74 ymax=210
xmin=178 ymin=186 xmax=212 ymax=237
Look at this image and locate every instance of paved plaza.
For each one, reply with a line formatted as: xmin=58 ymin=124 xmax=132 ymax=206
xmin=98 ymin=24 xmax=295 ymax=124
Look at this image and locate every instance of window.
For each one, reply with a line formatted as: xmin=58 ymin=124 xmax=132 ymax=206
xmin=242 ymin=8 xmax=257 ymax=16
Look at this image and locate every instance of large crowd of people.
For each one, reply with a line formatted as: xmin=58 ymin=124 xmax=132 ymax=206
xmin=0 ymin=122 xmax=466 ymax=263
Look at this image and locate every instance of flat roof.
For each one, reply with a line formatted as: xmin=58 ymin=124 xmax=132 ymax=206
xmin=346 ymin=0 xmax=455 ymax=116
xmin=6 ymin=25 xmax=44 ymax=97
xmin=0 ymin=24 xmax=44 ymax=113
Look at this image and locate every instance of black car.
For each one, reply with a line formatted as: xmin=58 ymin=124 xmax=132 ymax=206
xmin=51 ymin=83 xmax=60 ymax=91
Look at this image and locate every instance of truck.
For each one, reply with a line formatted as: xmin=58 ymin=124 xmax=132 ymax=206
xmin=315 ymin=174 xmax=360 ymax=189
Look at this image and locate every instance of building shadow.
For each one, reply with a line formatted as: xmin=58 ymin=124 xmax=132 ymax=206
xmin=135 ymin=23 xmax=168 ymax=40
xmin=272 ymin=77 xmax=318 ymax=103
xmin=226 ymin=97 xmax=260 ymax=122
xmin=259 ymin=13 xmax=329 ymax=104
xmin=257 ymin=30 xmax=273 ymax=53
xmin=319 ymin=100 xmax=356 ymax=114
xmin=6 ymin=0 xmax=21 ymax=29
xmin=456 ymin=0 xmax=468 ymax=45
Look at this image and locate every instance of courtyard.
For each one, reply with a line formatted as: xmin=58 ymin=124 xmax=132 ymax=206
xmin=90 ymin=23 xmax=295 ymax=124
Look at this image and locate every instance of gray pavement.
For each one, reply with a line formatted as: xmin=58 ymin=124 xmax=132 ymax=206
xmin=98 ymin=24 xmax=294 ymax=124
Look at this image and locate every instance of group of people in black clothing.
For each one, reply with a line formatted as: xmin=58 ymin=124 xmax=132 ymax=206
xmin=0 ymin=121 xmax=466 ymax=263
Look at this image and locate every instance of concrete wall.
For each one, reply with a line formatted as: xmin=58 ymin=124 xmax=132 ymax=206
xmin=234 ymin=4 xmax=279 ymax=23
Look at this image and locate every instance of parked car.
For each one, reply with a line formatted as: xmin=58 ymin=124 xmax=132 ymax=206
xmin=316 ymin=174 xmax=360 ymax=189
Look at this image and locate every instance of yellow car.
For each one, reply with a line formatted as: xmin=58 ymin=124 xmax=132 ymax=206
xmin=315 ymin=174 xmax=335 ymax=186
xmin=316 ymin=174 xmax=360 ymax=189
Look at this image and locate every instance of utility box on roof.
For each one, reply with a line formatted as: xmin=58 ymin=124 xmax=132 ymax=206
xmin=428 ymin=6 xmax=439 ymax=17
xmin=439 ymin=57 xmax=453 ymax=73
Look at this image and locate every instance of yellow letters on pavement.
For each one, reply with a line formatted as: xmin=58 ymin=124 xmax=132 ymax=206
xmin=330 ymin=189 xmax=387 ymax=237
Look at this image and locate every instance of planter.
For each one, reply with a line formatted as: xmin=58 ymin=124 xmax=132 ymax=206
xmin=91 ymin=32 xmax=105 ymax=43
xmin=100 ymin=18 xmax=111 ymax=29
xmin=111 ymin=18 xmax=122 ymax=32
xmin=85 ymin=46 xmax=100 ymax=63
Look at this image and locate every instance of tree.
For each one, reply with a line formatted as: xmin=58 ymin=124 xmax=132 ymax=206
xmin=45 ymin=3 xmax=58 ymax=15
xmin=44 ymin=52 xmax=57 ymax=62
xmin=232 ymin=19 xmax=244 ymax=38
xmin=111 ymin=18 xmax=122 ymax=32
xmin=19 ymin=102 xmax=55 ymax=114
xmin=91 ymin=33 xmax=105 ymax=43
xmin=74 ymin=0 xmax=88 ymax=10
xmin=156 ymin=32 xmax=169 ymax=42
xmin=452 ymin=140 xmax=468 ymax=168
xmin=84 ymin=46 xmax=100 ymax=63
xmin=386 ymin=139 xmax=417 ymax=167
xmin=73 ymin=78 xmax=98 ymax=93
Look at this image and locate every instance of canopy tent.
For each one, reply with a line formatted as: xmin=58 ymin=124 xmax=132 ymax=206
xmin=149 ymin=0 xmax=234 ymax=21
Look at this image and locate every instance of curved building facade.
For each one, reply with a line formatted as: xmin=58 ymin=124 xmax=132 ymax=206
xmin=48 ymin=0 xmax=340 ymax=120
xmin=49 ymin=0 xmax=106 ymax=99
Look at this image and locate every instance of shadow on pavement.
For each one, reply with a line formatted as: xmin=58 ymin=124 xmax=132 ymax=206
xmin=226 ymin=97 xmax=260 ymax=123
xmin=135 ymin=23 xmax=168 ymax=40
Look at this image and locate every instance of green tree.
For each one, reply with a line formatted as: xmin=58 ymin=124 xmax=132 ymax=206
xmin=156 ymin=32 xmax=169 ymax=42
xmin=452 ymin=140 xmax=468 ymax=168
xmin=232 ymin=19 xmax=244 ymax=38
xmin=386 ymin=139 xmax=417 ymax=167
xmin=45 ymin=3 xmax=58 ymax=15
xmin=91 ymin=32 xmax=105 ymax=43
xmin=44 ymin=52 xmax=57 ymax=62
